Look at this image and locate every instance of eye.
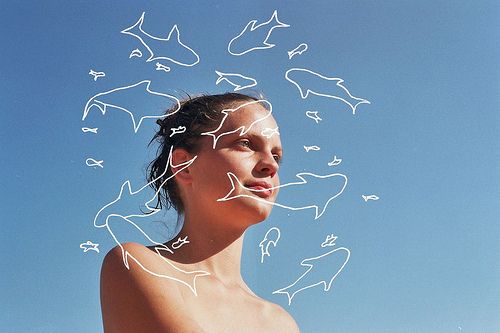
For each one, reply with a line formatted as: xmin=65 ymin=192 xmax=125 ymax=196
xmin=237 ymin=139 xmax=251 ymax=148
xmin=273 ymin=154 xmax=282 ymax=164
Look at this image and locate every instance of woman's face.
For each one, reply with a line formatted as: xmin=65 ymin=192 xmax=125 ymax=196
xmin=186 ymin=101 xmax=282 ymax=226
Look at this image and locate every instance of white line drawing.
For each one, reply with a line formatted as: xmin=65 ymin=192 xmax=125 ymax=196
xmin=80 ymin=240 xmax=100 ymax=253
xmin=305 ymin=110 xmax=322 ymax=124
xmin=362 ymin=194 xmax=379 ymax=202
xmin=227 ymin=10 xmax=290 ymax=56
xmin=321 ymin=234 xmax=337 ymax=248
xmin=328 ymin=156 xmax=342 ymax=167
xmin=287 ymin=43 xmax=308 ymax=59
xmin=458 ymin=327 xmax=462 ymax=332
xmin=123 ymin=246 xmax=210 ymax=296
xmin=261 ymin=127 xmax=279 ymax=139
xmin=259 ymin=227 xmax=281 ymax=263
xmin=93 ymin=147 xmax=210 ymax=295
xmin=86 ymin=158 xmax=104 ymax=168
xmin=82 ymin=80 xmax=180 ymax=133
xmin=81 ymin=127 xmax=98 ymax=134
xmin=172 ymin=236 xmax=189 ymax=250
xmin=273 ymin=245 xmax=350 ymax=305
xmin=219 ymin=171 xmax=348 ymax=220
xmin=89 ymin=69 xmax=105 ymax=81
xmin=121 ymin=12 xmax=200 ymax=67
xmin=215 ymin=70 xmax=257 ymax=91
xmin=129 ymin=48 xmax=143 ymax=58
xmin=304 ymin=145 xmax=320 ymax=152
xmin=170 ymin=125 xmax=186 ymax=137
xmin=155 ymin=62 xmax=171 ymax=72
xmin=201 ymin=99 xmax=273 ymax=149
xmin=285 ymin=68 xmax=371 ymax=115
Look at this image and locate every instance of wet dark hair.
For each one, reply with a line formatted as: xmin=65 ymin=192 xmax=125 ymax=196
xmin=148 ymin=92 xmax=262 ymax=213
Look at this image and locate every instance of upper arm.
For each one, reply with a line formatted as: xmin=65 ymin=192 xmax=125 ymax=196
xmin=100 ymin=243 xmax=205 ymax=333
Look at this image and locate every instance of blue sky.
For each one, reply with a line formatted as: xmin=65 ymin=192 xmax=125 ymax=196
xmin=1 ymin=1 xmax=499 ymax=332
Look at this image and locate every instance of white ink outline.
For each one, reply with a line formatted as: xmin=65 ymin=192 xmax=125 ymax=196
xmin=273 ymin=246 xmax=351 ymax=305
xmin=201 ymin=99 xmax=273 ymax=149
xmin=155 ymin=62 xmax=171 ymax=73
xmin=121 ymin=12 xmax=200 ymax=67
xmin=321 ymin=234 xmax=337 ymax=248
xmin=82 ymin=80 xmax=180 ymax=133
xmin=93 ymin=147 xmax=210 ymax=295
xmin=362 ymin=194 xmax=379 ymax=202
xmin=129 ymin=48 xmax=143 ymax=58
xmin=80 ymin=240 xmax=100 ymax=253
xmin=170 ymin=125 xmax=186 ymax=137
xmin=305 ymin=110 xmax=322 ymax=124
xmin=261 ymin=127 xmax=279 ymax=139
xmin=172 ymin=236 xmax=190 ymax=250
xmin=218 ymin=171 xmax=348 ymax=220
xmin=328 ymin=156 xmax=342 ymax=167
xmin=228 ymin=10 xmax=290 ymax=56
xmin=89 ymin=69 xmax=105 ymax=81
xmin=287 ymin=43 xmax=308 ymax=59
xmin=285 ymin=68 xmax=371 ymax=115
xmin=259 ymin=227 xmax=281 ymax=263
xmin=304 ymin=145 xmax=320 ymax=152
xmin=81 ymin=127 xmax=98 ymax=134
xmin=86 ymin=158 xmax=104 ymax=168
xmin=215 ymin=70 xmax=257 ymax=91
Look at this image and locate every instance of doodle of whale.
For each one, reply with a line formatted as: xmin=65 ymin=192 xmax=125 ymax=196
xmin=82 ymin=80 xmax=180 ymax=133
xmin=121 ymin=12 xmax=200 ymax=67
xmin=273 ymin=246 xmax=350 ymax=305
xmin=218 ymin=171 xmax=348 ymax=220
xmin=228 ymin=10 xmax=290 ymax=56
xmin=105 ymin=216 xmax=209 ymax=296
xmin=93 ymin=149 xmax=208 ymax=295
xmin=285 ymin=68 xmax=371 ymax=115
xmin=215 ymin=70 xmax=257 ymax=91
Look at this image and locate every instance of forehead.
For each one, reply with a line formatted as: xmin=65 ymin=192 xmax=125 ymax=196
xmin=223 ymin=102 xmax=277 ymax=131
xmin=200 ymin=100 xmax=282 ymax=149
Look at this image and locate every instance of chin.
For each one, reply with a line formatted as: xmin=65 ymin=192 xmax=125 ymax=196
xmin=239 ymin=196 xmax=275 ymax=224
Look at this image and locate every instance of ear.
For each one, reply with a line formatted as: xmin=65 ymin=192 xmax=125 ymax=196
xmin=171 ymin=148 xmax=194 ymax=184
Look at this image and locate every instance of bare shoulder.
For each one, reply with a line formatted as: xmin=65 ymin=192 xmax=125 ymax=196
xmin=100 ymin=242 xmax=205 ymax=332
xmin=263 ymin=300 xmax=301 ymax=333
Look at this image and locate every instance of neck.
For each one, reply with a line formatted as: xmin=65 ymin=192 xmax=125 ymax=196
xmin=164 ymin=209 xmax=248 ymax=285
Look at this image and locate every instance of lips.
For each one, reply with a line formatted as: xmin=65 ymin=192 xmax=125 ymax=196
xmin=245 ymin=181 xmax=273 ymax=198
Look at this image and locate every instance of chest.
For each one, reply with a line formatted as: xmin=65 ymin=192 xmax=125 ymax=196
xmin=184 ymin=289 xmax=281 ymax=333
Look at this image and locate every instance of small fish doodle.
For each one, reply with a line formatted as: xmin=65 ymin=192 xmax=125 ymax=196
xmin=89 ymin=69 xmax=105 ymax=81
xmin=80 ymin=240 xmax=100 ymax=253
xmin=304 ymin=145 xmax=320 ymax=152
xmin=362 ymin=194 xmax=379 ymax=202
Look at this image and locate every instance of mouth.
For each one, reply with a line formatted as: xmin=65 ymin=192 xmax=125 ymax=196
xmin=245 ymin=181 xmax=273 ymax=199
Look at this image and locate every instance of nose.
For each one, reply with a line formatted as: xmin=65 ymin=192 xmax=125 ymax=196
xmin=256 ymin=152 xmax=279 ymax=178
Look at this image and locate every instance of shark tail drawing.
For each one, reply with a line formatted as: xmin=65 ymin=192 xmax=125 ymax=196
xmin=268 ymin=10 xmax=290 ymax=30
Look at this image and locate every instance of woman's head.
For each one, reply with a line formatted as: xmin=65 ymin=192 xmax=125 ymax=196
xmin=148 ymin=92 xmax=279 ymax=216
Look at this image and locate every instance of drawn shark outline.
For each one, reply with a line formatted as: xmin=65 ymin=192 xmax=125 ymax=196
xmin=218 ymin=171 xmax=348 ymax=220
xmin=121 ymin=12 xmax=200 ymax=67
xmin=201 ymin=99 xmax=273 ymax=149
xmin=92 ymin=147 xmax=209 ymax=295
xmin=215 ymin=70 xmax=257 ymax=91
xmin=82 ymin=80 xmax=180 ymax=133
xmin=285 ymin=68 xmax=371 ymax=115
xmin=228 ymin=10 xmax=290 ymax=56
xmin=273 ymin=246 xmax=351 ymax=305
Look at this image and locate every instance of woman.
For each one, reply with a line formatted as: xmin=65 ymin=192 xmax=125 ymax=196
xmin=100 ymin=93 xmax=300 ymax=332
